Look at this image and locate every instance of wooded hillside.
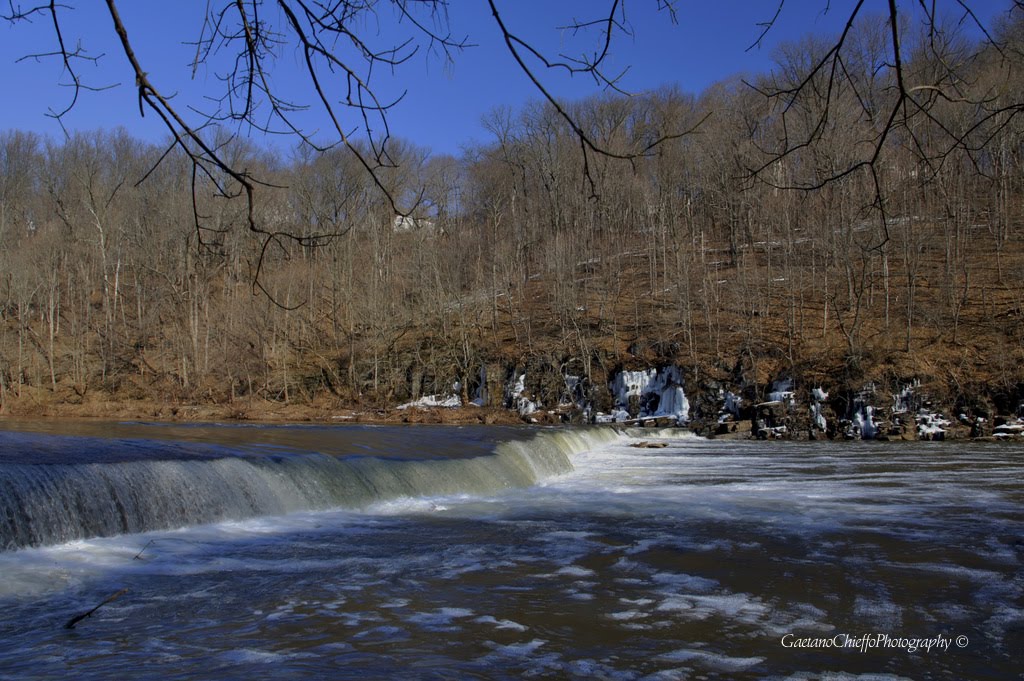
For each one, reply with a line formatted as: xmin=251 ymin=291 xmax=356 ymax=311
xmin=2 ymin=10 xmax=1023 ymax=420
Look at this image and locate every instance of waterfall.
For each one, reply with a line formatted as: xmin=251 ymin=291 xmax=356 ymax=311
xmin=0 ymin=427 xmax=627 ymax=550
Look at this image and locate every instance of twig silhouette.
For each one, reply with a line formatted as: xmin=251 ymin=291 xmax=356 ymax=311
xmin=65 ymin=589 xmax=129 ymax=630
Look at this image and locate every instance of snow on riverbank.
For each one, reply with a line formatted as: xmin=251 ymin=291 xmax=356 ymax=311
xmin=506 ymin=374 xmax=541 ymax=417
xmin=387 ymin=364 xmax=1024 ymax=442
xmin=596 ymin=367 xmax=690 ymax=425
xmin=397 ymin=381 xmax=464 ymax=410
xmin=397 ymin=394 xmax=462 ymax=410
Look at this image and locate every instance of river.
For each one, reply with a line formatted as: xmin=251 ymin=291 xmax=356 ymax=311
xmin=0 ymin=421 xmax=1020 ymax=679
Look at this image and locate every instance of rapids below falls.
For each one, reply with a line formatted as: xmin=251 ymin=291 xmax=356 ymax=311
xmin=0 ymin=420 xmax=1020 ymax=680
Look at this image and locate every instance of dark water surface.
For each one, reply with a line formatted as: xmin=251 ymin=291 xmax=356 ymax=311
xmin=0 ymin=421 xmax=1020 ymax=679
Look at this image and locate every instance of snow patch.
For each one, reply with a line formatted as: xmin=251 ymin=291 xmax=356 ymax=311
xmin=767 ymin=378 xmax=795 ymax=407
xmin=854 ymin=406 xmax=879 ymax=440
xmin=470 ymin=366 xmax=488 ymax=407
xmin=607 ymin=366 xmax=690 ymax=424
xmin=994 ymin=420 xmax=1024 ymax=438
xmin=396 ymin=394 xmax=461 ymax=410
xmin=916 ymin=410 xmax=950 ymax=440
xmin=892 ymin=380 xmax=921 ymax=414
xmin=505 ymin=373 xmax=541 ymax=416
xmin=717 ymin=390 xmax=743 ymax=424
xmin=810 ymin=387 xmax=829 ymax=432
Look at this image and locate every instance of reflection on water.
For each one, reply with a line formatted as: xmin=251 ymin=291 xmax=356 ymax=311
xmin=0 ymin=418 xmax=533 ymax=461
xmin=0 ymin=422 xmax=1020 ymax=679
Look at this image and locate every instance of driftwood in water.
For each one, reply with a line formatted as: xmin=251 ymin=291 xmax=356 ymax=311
xmin=630 ymin=441 xmax=669 ymax=449
xmin=133 ymin=539 xmax=156 ymax=560
xmin=65 ymin=589 xmax=128 ymax=629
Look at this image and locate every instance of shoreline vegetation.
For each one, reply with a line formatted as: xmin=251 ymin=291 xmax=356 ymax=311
xmin=3 ymin=11 xmax=1024 ymax=437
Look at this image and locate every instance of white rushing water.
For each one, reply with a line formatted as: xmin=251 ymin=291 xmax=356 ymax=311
xmin=0 ymin=426 xmax=625 ymax=550
xmin=0 ymin=424 xmax=1020 ymax=680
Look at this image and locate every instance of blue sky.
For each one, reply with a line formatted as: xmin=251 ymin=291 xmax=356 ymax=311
xmin=0 ymin=1 xmax=1012 ymax=156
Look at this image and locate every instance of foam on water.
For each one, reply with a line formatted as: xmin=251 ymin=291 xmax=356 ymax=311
xmin=474 ymin=615 xmax=528 ymax=632
xmin=0 ymin=426 xmax=627 ymax=550
xmin=659 ymin=647 xmax=765 ymax=671
xmin=0 ymin=426 xmax=1020 ymax=679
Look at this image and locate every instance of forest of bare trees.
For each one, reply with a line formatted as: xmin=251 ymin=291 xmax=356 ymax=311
xmin=2 ymin=6 xmax=1023 ymax=420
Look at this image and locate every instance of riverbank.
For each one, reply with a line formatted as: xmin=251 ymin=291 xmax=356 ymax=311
xmin=3 ymin=389 xmax=1020 ymax=443
xmin=0 ymin=388 xmax=527 ymax=427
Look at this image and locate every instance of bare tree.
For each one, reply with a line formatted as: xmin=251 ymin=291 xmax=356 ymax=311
xmin=749 ymin=2 xmax=1024 ymax=214
xmin=3 ymin=0 xmax=690 ymax=300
